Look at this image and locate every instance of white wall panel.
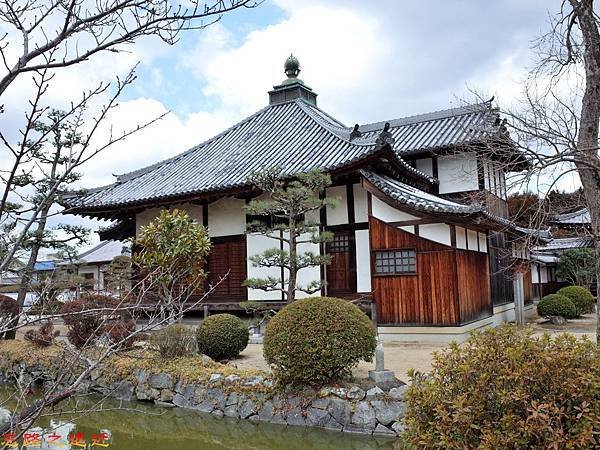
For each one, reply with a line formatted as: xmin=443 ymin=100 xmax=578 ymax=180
xmin=371 ymin=196 xmax=418 ymax=222
xmin=438 ymin=154 xmax=479 ymax=194
xmin=353 ymin=184 xmax=369 ymax=223
xmin=467 ymin=229 xmax=479 ymax=251
xmin=419 ymin=223 xmax=451 ymax=246
xmin=355 ymin=229 xmax=371 ymax=292
xmin=478 ymin=232 xmax=488 ymax=253
xmin=455 ymin=226 xmax=467 ymax=249
xmin=325 ymin=186 xmax=348 ymax=225
xmin=208 ymin=197 xmax=245 ymax=237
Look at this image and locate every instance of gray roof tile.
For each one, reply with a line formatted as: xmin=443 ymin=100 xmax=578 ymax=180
xmin=68 ymin=100 xmax=502 ymax=210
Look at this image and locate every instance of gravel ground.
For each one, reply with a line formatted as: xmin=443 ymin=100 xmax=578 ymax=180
xmin=14 ymin=307 xmax=597 ymax=384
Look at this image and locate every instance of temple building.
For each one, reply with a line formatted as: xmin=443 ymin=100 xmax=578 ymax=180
xmin=66 ymin=55 xmax=543 ymax=340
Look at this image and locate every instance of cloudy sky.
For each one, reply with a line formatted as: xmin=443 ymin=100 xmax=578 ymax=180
xmin=0 ymin=0 xmax=575 ymax=250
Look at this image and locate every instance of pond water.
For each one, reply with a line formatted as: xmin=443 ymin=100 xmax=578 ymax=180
xmin=0 ymin=387 xmax=399 ymax=449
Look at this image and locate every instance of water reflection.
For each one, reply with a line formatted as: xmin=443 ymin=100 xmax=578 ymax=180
xmin=1 ymin=389 xmax=398 ymax=450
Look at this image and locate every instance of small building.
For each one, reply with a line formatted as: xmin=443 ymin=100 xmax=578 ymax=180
xmin=62 ymin=240 xmax=131 ymax=291
xmin=531 ymin=236 xmax=594 ymax=298
xmin=66 ymin=56 xmax=541 ymax=340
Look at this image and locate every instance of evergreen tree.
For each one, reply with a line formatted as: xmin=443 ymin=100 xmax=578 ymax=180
xmin=244 ymin=168 xmax=335 ymax=302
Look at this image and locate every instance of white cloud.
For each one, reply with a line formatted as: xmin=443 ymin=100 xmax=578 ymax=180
xmin=2 ymin=0 xmax=580 ymax=250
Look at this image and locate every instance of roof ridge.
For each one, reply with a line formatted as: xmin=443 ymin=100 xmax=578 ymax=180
xmin=358 ymin=102 xmax=494 ymax=133
xmin=295 ymin=100 xmax=376 ymax=146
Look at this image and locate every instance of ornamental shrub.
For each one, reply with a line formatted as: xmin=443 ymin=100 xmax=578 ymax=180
xmin=103 ymin=320 xmax=136 ymax=348
xmin=557 ymin=285 xmax=596 ymax=315
xmin=537 ymin=293 xmax=578 ymax=320
xmin=150 ymin=323 xmax=196 ymax=358
xmin=0 ymin=294 xmax=19 ymax=339
xmin=196 ymin=314 xmax=249 ymax=360
xmin=403 ymin=325 xmax=600 ymax=449
xmin=60 ymin=300 xmax=101 ymax=348
xmin=263 ymin=296 xmax=376 ymax=386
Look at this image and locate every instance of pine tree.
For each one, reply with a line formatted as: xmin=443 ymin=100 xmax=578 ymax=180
xmin=244 ymin=168 xmax=335 ymax=302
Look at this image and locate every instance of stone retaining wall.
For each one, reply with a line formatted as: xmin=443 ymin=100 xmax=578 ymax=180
xmin=1 ymin=361 xmax=406 ymax=437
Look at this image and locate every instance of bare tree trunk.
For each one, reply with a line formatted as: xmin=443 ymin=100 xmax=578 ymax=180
xmin=568 ymin=0 xmax=600 ymax=344
xmin=287 ymin=218 xmax=297 ymax=302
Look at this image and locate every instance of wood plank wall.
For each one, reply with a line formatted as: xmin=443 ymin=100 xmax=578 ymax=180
xmin=455 ymin=251 xmax=492 ymax=323
xmin=370 ymin=217 xmax=492 ymax=326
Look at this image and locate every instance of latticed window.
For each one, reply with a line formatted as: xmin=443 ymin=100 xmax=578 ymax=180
xmin=374 ymin=249 xmax=416 ymax=274
xmin=327 ymin=234 xmax=350 ymax=253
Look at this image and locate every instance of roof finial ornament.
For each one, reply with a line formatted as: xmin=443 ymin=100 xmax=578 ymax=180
xmin=284 ymin=53 xmax=300 ymax=79
xmin=350 ymin=124 xmax=362 ymax=140
xmin=376 ymin=122 xmax=395 ymax=146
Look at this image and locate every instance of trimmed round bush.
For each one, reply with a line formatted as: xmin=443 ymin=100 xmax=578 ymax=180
xmin=404 ymin=325 xmax=600 ymax=449
xmin=264 ymin=296 xmax=376 ymax=386
xmin=151 ymin=324 xmax=196 ymax=357
xmin=537 ymin=294 xmax=577 ymax=320
xmin=196 ymin=314 xmax=249 ymax=360
xmin=557 ymin=285 xmax=596 ymax=315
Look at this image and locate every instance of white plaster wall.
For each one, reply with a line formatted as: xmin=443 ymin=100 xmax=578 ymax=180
xmin=135 ymin=203 xmax=204 ymax=237
xmin=540 ymin=266 xmax=548 ymax=283
xmin=355 ymin=229 xmax=371 ymax=292
xmin=419 ymin=223 xmax=451 ymax=246
xmin=208 ymin=197 xmax=245 ymax=237
xmin=400 ymin=225 xmax=415 ymax=233
xmin=437 ymin=154 xmax=479 ymax=194
xmin=295 ymin=234 xmax=321 ymax=299
xmin=246 ymin=232 xmax=321 ymax=301
xmin=325 ymin=186 xmax=347 ymax=226
xmin=353 ymin=184 xmax=369 ymax=223
xmin=531 ymin=264 xmax=540 ymax=284
xmin=246 ymin=233 xmax=282 ymax=301
xmin=371 ymin=196 xmax=419 ymax=222
xmin=478 ymin=232 xmax=488 ymax=253
xmin=415 ymin=158 xmax=433 ymax=176
xmin=455 ymin=226 xmax=467 ymax=249
xmin=136 ymin=207 xmax=164 ymax=236
xmin=467 ymin=229 xmax=479 ymax=251
xmin=78 ymin=266 xmax=99 ymax=290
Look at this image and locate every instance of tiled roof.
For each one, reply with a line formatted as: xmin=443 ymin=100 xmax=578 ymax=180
xmin=361 ymin=169 xmax=551 ymax=240
xmin=76 ymin=240 xmax=131 ymax=264
xmin=66 ymin=99 xmax=503 ymax=211
xmin=360 ymin=170 xmax=479 ymax=214
xmin=552 ymin=208 xmax=591 ymax=225
xmin=358 ymin=102 xmax=502 ymax=154
xmin=533 ymin=236 xmax=593 ymax=252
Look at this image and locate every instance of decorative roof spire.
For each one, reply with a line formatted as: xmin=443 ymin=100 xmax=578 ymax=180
xmin=268 ymin=53 xmax=317 ymax=106
xmin=284 ymin=53 xmax=300 ymax=79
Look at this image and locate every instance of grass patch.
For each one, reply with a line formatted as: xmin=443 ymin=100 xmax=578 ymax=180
xmin=0 ymin=340 xmax=271 ymax=394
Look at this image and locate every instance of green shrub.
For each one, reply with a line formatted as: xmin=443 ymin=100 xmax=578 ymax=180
xmin=404 ymin=325 xmax=600 ymax=449
xmin=557 ymin=285 xmax=596 ymax=315
xmin=263 ymin=296 xmax=376 ymax=386
xmin=196 ymin=314 xmax=249 ymax=360
xmin=537 ymin=293 xmax=577 ymax=319
xmin=150 ymin=324 xmax=196 ymax=357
